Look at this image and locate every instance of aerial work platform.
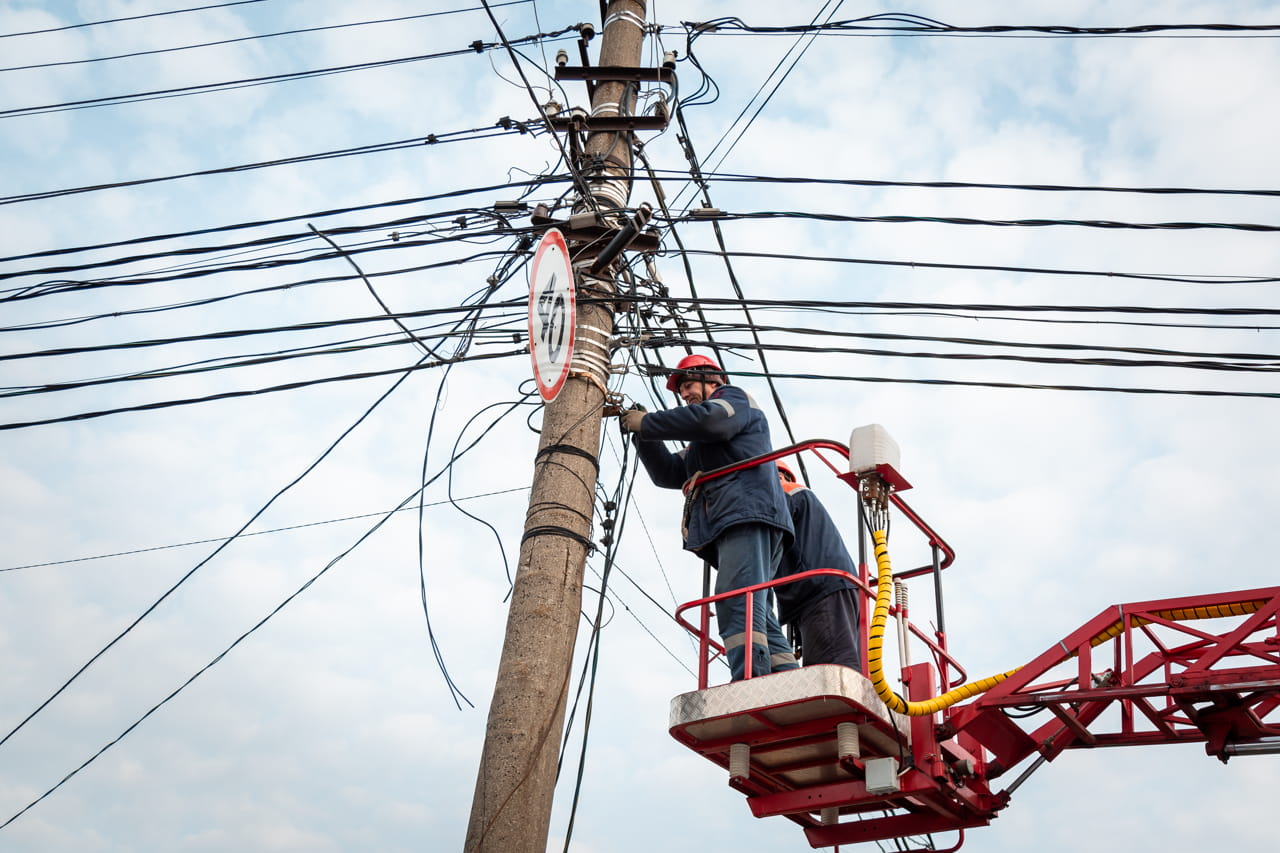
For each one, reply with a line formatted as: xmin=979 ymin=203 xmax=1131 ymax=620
xmin=669 ymin=664 xmax=910 ymax=792
xmin=670 ymin=664 xmax=1001 ymax=849
xmin=667 ymin=434 xmax=1280 ymax=850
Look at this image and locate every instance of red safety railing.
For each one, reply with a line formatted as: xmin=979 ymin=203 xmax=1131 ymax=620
xmin=673 ymin=439 xmax=967 ymax=692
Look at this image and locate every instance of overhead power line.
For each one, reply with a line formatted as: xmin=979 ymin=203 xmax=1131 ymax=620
xmin=677 ymin=15 xmax=1280 ymax=39
xmin=663 ymin=323 xmax=1280 ymax=363
xmin=0 ymin=348 xmax=526 ymax=432
xmin=0 ymin=25 xmax=582 ymax=119
xmin=674 ymin=209 xmax=1280 ymax=233
xmin=0 ymin=178 xmax=551 ymax=266
xmin=670 ymin=248 xmax=1280 ymax=286
xmin=630 ymin=294 xmax=1280 ymax=319
xmin=653 ymin=336 xmax=1280 ymax=375
xmin=0 ymin=489 xmax=529 ymax=572
xmin=0 ymin=390 xmax=526 ymax=831
xmin=0 ymin=3 xmax=533 ymax=72
xmin=0 ymin=125 xmax=538 ymax=206
xmin=684 ymin=170 xmax=1280 ymax=199
xmin=0 ymin=0 xmax=270 ymax=38
xmin=726 ymin=368 xmax=1280 ymax=399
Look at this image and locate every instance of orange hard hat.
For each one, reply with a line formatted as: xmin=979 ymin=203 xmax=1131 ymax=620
xmin=776 ymin=460 xmax=803 ymax=492
xmin=666 ymin=354 xmax=726 ymax=392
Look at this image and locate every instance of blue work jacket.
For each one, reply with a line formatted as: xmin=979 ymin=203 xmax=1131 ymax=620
xmin=633 ymin=384 xmax=792 ymax=560
xmin=776 ymin=484 xmax=858 ymax=624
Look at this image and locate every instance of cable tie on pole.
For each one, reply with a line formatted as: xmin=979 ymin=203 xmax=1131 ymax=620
xmin=535 ymin=443 xmax=600 ymax=473
xmin=520 ymin=525 xmax=596 ymax=553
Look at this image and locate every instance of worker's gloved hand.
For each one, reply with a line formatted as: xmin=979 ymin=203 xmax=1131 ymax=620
xmin=619 ymin=407 xmax=647 ymax=434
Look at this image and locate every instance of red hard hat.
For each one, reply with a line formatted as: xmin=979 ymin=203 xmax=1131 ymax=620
xmin=666 ymin=354 xmax=726 ymax=392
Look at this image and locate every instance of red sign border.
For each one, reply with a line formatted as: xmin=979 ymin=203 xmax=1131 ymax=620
xmin=528 ymin=228 xmax=576 ymax=401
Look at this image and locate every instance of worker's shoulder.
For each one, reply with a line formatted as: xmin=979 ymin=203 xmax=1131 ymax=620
xmin=709 ymin=384 xmax=758 ymax=408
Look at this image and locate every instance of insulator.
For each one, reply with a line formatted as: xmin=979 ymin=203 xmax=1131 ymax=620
xmin=728 ymin=742 xmax=750 ymax=780
xmin=837 ymin=721 xmax=861 ymax=760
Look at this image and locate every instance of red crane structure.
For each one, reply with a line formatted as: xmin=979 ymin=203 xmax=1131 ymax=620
xmin=668 ymin=434 xmax=1280 ymax=850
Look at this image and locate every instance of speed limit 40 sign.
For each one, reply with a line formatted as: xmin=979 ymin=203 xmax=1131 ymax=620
xmin=528 ymin=228 xmax=576 ymax=401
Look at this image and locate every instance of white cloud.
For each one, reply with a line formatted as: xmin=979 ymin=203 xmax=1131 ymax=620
xmin=1 ymin=2 xmax=1277 ymax=852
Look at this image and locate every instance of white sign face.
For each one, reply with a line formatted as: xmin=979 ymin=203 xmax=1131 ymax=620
xmin=528 ymin=228 xmax=576 ymax=401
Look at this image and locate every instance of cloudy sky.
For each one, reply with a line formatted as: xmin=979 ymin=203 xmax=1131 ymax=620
xmin=1 ymin=1 xmax=1278 ymax=851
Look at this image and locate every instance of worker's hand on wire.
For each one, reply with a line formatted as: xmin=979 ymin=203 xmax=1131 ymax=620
xmin=619 ymin=407 xmax=647 ymax=434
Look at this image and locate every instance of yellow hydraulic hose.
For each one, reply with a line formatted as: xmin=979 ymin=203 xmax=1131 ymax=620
xmin=866 ymin=528 xmax=1269 ymax=718
xmin=1087 ymin=598 xmax=1267 ymax=647
xmin=866 ymin=529 xmax=1019 ymax=717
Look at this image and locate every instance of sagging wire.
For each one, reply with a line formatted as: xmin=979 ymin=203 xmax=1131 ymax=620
xmin=0 ymin=348 xmax=528 ymax=432
xmin=415 ymin=253 xmax=534 ymax=705
xmin=308 ymin=223 xmax=444 ymax=361
xmin=672 ymin=16 xmax=1280 ymax=39
xmin=426 ymin=391 xmax=541 ymax=708
xmin=0 ymin=391 xmax=531 ymax=832
xmin=558 ymin=402 xmax=642 ymax=853
xmin=480 ymin=0 xmax=599 ymax=211
xmin=0 ymin=343 xmax=440 ymax=751
xmin=0 ymin=27 xmax=585 ymax=120
xmin=0 ymin=487 xmax=531 ymax=574
xmin=2 ymin=3 xmax=537 ymax=72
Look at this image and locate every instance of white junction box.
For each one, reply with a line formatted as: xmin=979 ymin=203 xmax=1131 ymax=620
xmin=864 ymin=756 xmax=901 ymax=796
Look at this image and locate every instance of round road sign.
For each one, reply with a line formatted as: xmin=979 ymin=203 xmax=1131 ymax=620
xmin=528 ymin=228 xmax=576 ymax=401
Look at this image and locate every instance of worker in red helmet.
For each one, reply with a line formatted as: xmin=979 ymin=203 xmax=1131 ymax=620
xmin=775 ymin=462 xmax=862 ymax=670
xmin=620 ymin=353 xmax=797 ymax=681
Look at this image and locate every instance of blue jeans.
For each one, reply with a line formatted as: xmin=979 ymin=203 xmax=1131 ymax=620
xmin=714 ymin=524 xmax=798 ymax=680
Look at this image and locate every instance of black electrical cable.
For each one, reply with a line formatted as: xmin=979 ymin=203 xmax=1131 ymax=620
xmin=724 ymin=368 xmax=1280 ymax=399
xmin=678 ymin=16 xmax=1280 ymax=39
xmin=617 ymin=294 xmax=1280 ymax=319
xmin=0 ymin=348 xmax=526 ymax=432
xmin=0 ymin=317 xmax=531 ymax=398
xmin=0 ymin=487 xmax=531 ymax=574
xmin=2 ymin=245 xmax=520 ymax=305
xmin=0 ymin=127 xmax=532 ymax=207
xmin=669 ymin=248 xmax=1280 ymax=287
xmin=479 ymin=1 xmax=598 ymax=211
xmin=0 ymin=344 xmax=438 ymax=754
xmin=0 ymin=389 xmax=526 ymax=831
xmin=668 ymin=102 xmax=806 ymax=469
xmin=559 ymin=446 xmax=637 ymax=852
xmin=0 ymin=28 xmax=582 ymax=119
xmin=696 ymin=1 xmax=844 ymax=180
xmin=428 ymin=395 xmax=532 ymax=708
xmin=0 ymin=3 xmax=533 ymax=72
xmin=674 ymin=209 xmax=1280 ymax=233
xmin=0 ymin=178 xmax=556 ymax=264
xmin=0 ymin=0 xmax=270 ymax=38
xmin=638 ymin=295 xmax=1280 ymax=332
xmin=308 ymin=223 xmax=444 ymax=360
xmin=648 ymin=336 xmax=1280 ymax=374
xmin=670 ymin=169 xmax=1280 ymax=199
xmin=412 ymin=258 xmax=532 ymax=705
xmin=430 ymin=258 xmax=529 ymax=596
xmin=660 ymin=324 xmax=1280 ymax=364
xmin=0 ymin=304 xmax=517 ymax=362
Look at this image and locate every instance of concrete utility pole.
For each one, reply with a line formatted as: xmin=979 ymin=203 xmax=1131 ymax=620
xmin=464 ymin=2 xmax=647 ymax=851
